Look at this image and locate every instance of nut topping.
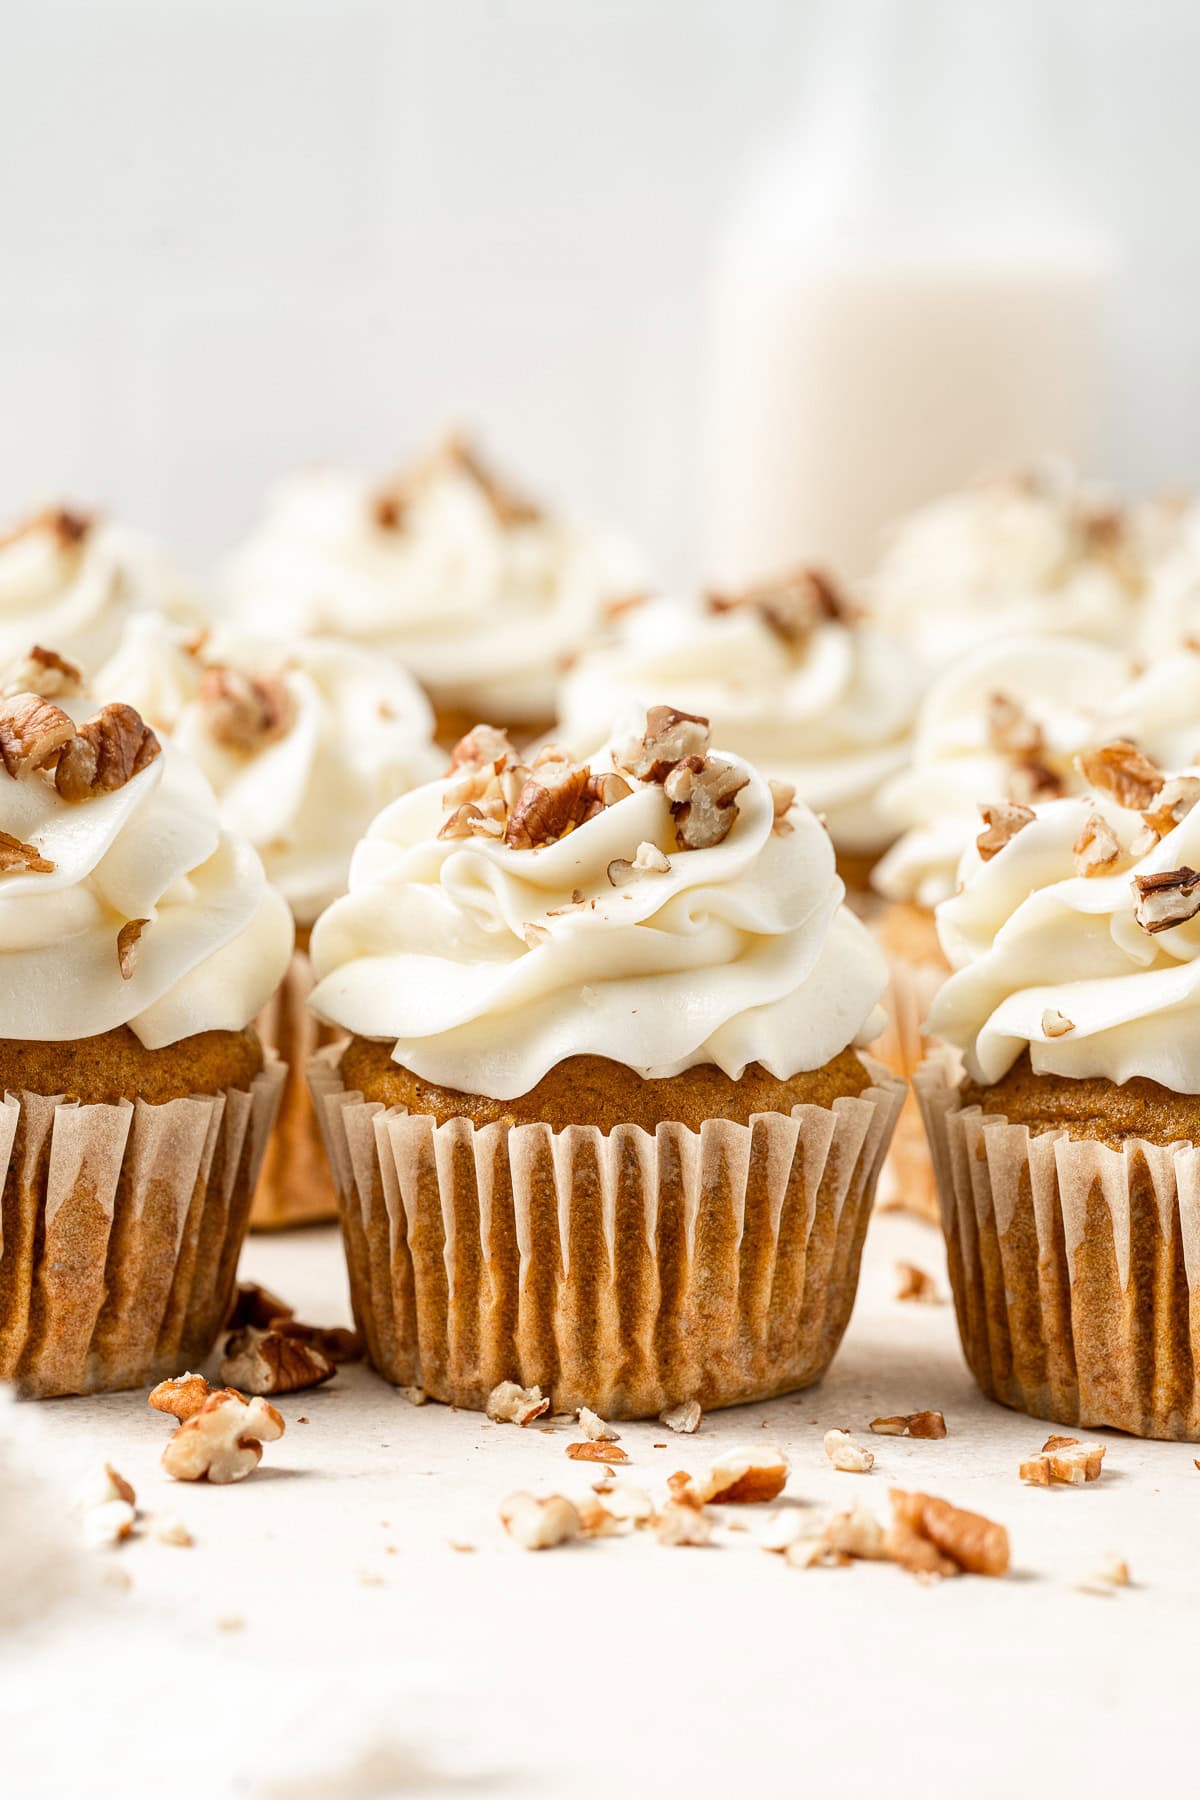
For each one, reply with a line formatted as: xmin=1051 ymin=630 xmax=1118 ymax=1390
xmin=505 ymin=761 xmax=592 ymax=850
xmin=1041 ymin=1008 xmax=1075 ymax=1038
xmin=986 ymin=690 xmax=1044 ymax=759
xmin=577 ymin=1407 xmax=620 ymax=1443
xmin=0 ymin=832 xmax=53 ymax=875
xmin=220 ymin=1324 xmax=337 ymax=1396
xmin=976 ymin=799 xmax=1035 ymax=862
xmin=1073 ymin=811 xmax=1123 ymax=877
xmin=617 ymin=706 xmax=712 ymax=783
xmin=449 ymin=723 xmax=515 ymax=773
xmin=0 ymin=505 xmax=92 ymax=555
xmin=1077 ymin=741 xmax=1164 ymax=811
xmin=566 ymin=1441 xmax=629 ymax=1465
xmin=706 ymin=566 xmax=853 ymax=643
xmin=2 ymin=646 xmax=82 ymax=700
xmin=198 ymin=666 xmax=293 ymax=753
xmin=659 ymin=1399 xmax=702 ymax=1434
xmin=607 ymin=839 xmax=672 ymax=886
xmin=895 ymin=1261 xmax=940 ymax=1304
xmin=1141 ymin=775 xmax=1200 ymax=841
xmin=667 ymin=753 xmax=749 ymax=851
xmin=1132 ymin=866 xmax=1200 ymax=934
xmin=117 ymin=918 xmax=148 ymax=980
xmin=768 ymin=779 xmax=796 ymax=835
xmin=55 ymin=703 xmax=161 ymax=802
xmin=0 ymin=692 xmax=76 ymax=778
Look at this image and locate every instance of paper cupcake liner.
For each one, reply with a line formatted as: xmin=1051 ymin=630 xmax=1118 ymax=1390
xmin=916 ymin=1048 xmax=1200 ymax=1440
xmin=309 ymin=1048 xmax=905 ymax=1418
xmin=874 ymin=952 xmax=949 ymax=1224
xmin=251 ymin=944 xmax=343 ymax=1229
xmin=0 ymin=1057 xmax=285 ymax=1398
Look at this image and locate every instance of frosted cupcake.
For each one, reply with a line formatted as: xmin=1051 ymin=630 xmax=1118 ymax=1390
xmin=918 ymin=738 xmax=1200 ymax=1438
xmin=555 ymin=569 xmax=920 ymax=895
xmin=96 ymin=616 xmax=442 ymax=1227
xmin=0 ymin=503 xmax=197 ymax=673
xmin=0 ymin=648 xmax=291 ymax=1396
xmin=308 ymin=706 xmax=904 ymax=1417
xmin=222 ymin=435 xmax=642 ymax=744
xmin=870 ymin=465 xmax=1146 ymax=672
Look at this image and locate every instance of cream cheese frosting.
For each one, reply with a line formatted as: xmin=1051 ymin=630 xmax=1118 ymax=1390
xmin=221 ymin=437 xmax=643 ymax=724
xmin=0 ymin=666 xmax=293 ymax=1045
xmin=554 ymin=575 xmax=919 ymax=854
xmin=872 ymin=636 xmax=1133 ymax=911
xmin=0 ymin=505 xmax=198 ymax=675
xmin=928 ymin=742 xmax=1200 ymax=1090
xmin=869 ymin=466 xmax=1146 ymax=670
xmin=309 ymin=708 xmax=889 ymax=1099
xmin=96 ymin=616 xmax=443 ymax=926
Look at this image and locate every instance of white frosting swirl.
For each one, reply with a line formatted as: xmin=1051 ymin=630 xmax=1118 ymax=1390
xmin=872 ymin=637 xmax=1132 ymax=910
xmin=309 ymin=723 xmax=888 ymax=1099
xmin=222 ymin=454 xmax=642 ymax=724
xmin=0 ymin=508 xmax=198 ymax=675
xmin=96 ymin=618 xmax=442 ymax=925
xmin=0 ymin=693 xmax=293 ymax=1046
xmin=555 ymin=595 xmax=918 ymax=854
xmin=870 ymin=467 xmax=1145 ymax=670
xmin=928 ymin=770 xmax=1200 ymax=1090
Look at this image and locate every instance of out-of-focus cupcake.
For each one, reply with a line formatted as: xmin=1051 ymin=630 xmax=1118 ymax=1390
xmin=555 ymin=569 xmax=920 ymax=897
xmin=869 ymin=465 xmax=1147 ymax=672
xmin=307 ymin=706 xmax=903 ymax=1417
xmin=0 ymin=503 xmax=198 ymax=673
xmin=0 ymin=647 xmax=291 ymax=1396
xmin=918 ymin=738 xmax=1200 ymax=1439
xmin=222 ymin=434 xmax=643 ymax=745
xmin=96 ymin=616 xmax=442 ymax=1227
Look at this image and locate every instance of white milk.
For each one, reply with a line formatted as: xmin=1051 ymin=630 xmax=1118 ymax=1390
xmin=701 ymin=4 xmax=1111 ymax=583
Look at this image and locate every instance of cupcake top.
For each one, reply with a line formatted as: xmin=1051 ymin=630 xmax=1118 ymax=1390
xmin=0 ymin=504 xmax=197 ymax=675
xmin=309 ymin=705 xmax=888 ymax=1100
xmin=554 ymin=570 xmax=919 ymax=855
xmin=872 ymin=636 xmax=1133 ymax=912
xmin=928 ymin=739 xmax=1200 ymax=1090
xmin=870 ymin=466 xmax=1146 ymax=670
xmin=0 ymin=647 xmax=293 ymax=1046
xmin=221 ymin=435 xmax=642 ymax=725
xmin=96 ymin=617 xmax=442 ymax=927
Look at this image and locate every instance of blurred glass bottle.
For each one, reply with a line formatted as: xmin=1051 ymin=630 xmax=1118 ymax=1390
xmin=701 ymin=0 xmax=1111 ymax=583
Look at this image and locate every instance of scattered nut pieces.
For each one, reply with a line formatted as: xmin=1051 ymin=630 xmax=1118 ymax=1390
xmin=499 ymin=1492 xmax=581 ymax=1551
xmin=655 ymin=1498 xmax=714 ymax=1547
xmin=869 ymin=1412 xmax=947 ymax=1440
xmin=220 ymin=1324 xmax=336 ymax=1396
xmin=608 ymin=840 xmax=671 ymax=884
xmin=1132 ymin=866 xmax=1200 ymax=935
xmin=82 ymin=1500 xmax=137 ymax=1549
xmin=889 ymin=1489 xmax=1010 ymax=1577
xmin=576 ymin=1407 xmax=620 ymax=1443
xmin=824 ymin=1429 xmax=875 ymax=1473
xmin=1077 ymin=741 xmax=1164 ymax=811
xmin=149 ymin=1371 xmax=242 ymax=1423
xmin=1075 ymin=1553 xmax=1130 ymax=1595
xmin=153 ymin=1518 xmax=194 ymax=1548
xmin=597 ymin=1482 xmax=655 ymax=1524
xmin=976 ymin=799 xmax=1035 ymax=862
xmin=668 ymin=753 xmax=750 ymax=850
xmin=227 ymin=1281 xmax=294 ymax=1330
xmin=986 ymin=690 xmax=1044 ymax=759
xmin=77 ymin=1461 xmax=136 ymax=1512
xmin=659 ymin=1399 xmax=702 ymax=1435
xmin=693 ymin=1444 xmax=789 ymax=1504
xmin=617 ymin=705 xmax=711 ymax=782
xmin=160 ymin=1391 xmax=285 ymax=1485
xmin=485 ymin=1381 xmax=551 ymax=1426
xmin=0 ymin=830 xmax=53 ymax=874
xmin=1020 ymin=1436 xmax=1106 ymax=1486
xmin=566 ymin=1440 xmax=629 ymax=1465
xmin=55 ymin=703 xmax=161 ymax=803
xmin=117 ymin=918 xmax=149 ymax=980
xmin=823 ymin=1501 xmax=887 ymax=1562
xmin=1041 ymin=1008 xmax=1075 ymax=1039
xmin=575 ymin=1496 xmax=627 ymax=1538
xmin=895 ymin=1262 xmax=940 ymax=1304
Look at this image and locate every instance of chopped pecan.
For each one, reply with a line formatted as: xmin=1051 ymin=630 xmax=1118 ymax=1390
xmin=576 ymin=1407 xmax=620 ymax=1443
xmin=869 ymin=1412 xmax=947 ymax=1440
xmin=1077 ymin=741 xmax=1164 ymax=811
xmin=227 ymin=1280 xmax=294 ymax=1330
xmin=655 ymin=1499 xmax=714 ymax=1546
xmin=1020 ymin=1436 xmax=1105 ymax=1486
xmin=566 ymin=1441 xmax=629 ymax=1465
xmin=669 ymin=755 xmax=749 ymax=850
xmin=895 ymin=1261 xmax=940 ymax=1304
xmin=768 ymin=779 xmax=796 ymax=834
xmin=707 ymin=566 xmax=853 ymax=642
xmin=55 ymin=704 xmax=161 ymax=802
xmin=3 ymin=646 xmax=82 ymax=700
xmin=439 ymin=802 xmax=504 ymax=841
xmin=1141 ymin=775 xmax=1200 ymax=841
xmin=499 ymin=1492 xmax=581 ymax=1551
xmin=0 ymin=831 xmax=53 ymax=875
xmin=505 ymin=761 xmax=592 ymax=849
xmin=1007 ymin=759 xmax=1065 ymax=806
xmin=448 ymin=723 xmax=515 ymax=774
xmin=1075 ymin=1552 xmax=1130 ymax=1594
xmin=485 ymin=1380 xmax=550 ymax=1426
xmin=0 ymin=505 xmax=92 ymax=554
xmin=1132 ymin=866 xmax=1200 ymax=934
xmin=160 ymin=1391 xmax=285 ymax=1485
xmin=219 ymin=1325 xmax=336 ymax=1396
xmin=986 ymin=691 xmax=1044 ymax=759
xmin=198 ymin=666 xmax=293 ymax=753
xmin=82 ymin=1499 xmax=137 ymax=1548
xmin=694 ymin=1445 xmax=788 ymax=1504
xmin=1073 ymin=811 xmax=1122 ymax=877
xmin=437 ymin=434 xmax=542 ymax=528
xmin=616 ymin=706 xmax=711 ymax=783
xmin=659 ymin=1399 xmax=702 ymax=1434
xmin=1041 ymin=1008 xmax=1075 ymax=1039
xmin=117 ymin=918 xmax=148 ymax=980
xmin=269 ymin=1318 xmax=363 ymax=1363
xmin=0 ymin=692 xmax=76 ymax=778
xmin=149 ymin=1372 xmax=243 ymax=1423
xmin=889 ymin=1488 xmax=1009 ymax=1577
xmin=607 ymin=839 xmax=672 ymax=885
xmin=976 ymin=799 xmax=1035 ymax=862
xmin=77 ymin=1461 xmax=137 ymax=1511
xmin=822 ymin=1502 xmax=887 ymax=1561
xmin=824 ymin=1429 xmax=875 ymax=1473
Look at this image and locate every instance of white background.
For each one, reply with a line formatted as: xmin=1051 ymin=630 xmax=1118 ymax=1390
xmin=2 ymin=0 xmax=1200 ymax=586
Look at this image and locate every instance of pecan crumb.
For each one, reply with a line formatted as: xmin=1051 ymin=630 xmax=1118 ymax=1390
xmin=449 ymin=722 xmax=516 ymax=773
xmin=3 ymin=645 xmax=82 ymax=700
xmin=506 ymin=761 xmax=592 ymax=849
xmin=616 ymin=705 xmax=711 ymax=783
xmin=227 ymin=1281 xmax=294 ymax=1330
xmin=55 ymin=703 xmax=161 ymax=803
xmin=1132 ymin=866 xmax=1200 ymax=935
xmin=655 ymin=1498 xmax=714 ymax=1546
xmin=149 ymin=1372 xmax=242 ymax=1423
xmin=659 ymin=1399 xmax=702 ymax=1435
xmin=986 ymin=690 xmax=1044 ymax=759
xmin=0 ymin=830 xmax=53 ymax=875
xmin=768 ymin=779 xmax=796 ymax=834
xmin=895 ymin=1262 xmax=940 ymax=1304
xmin=566 ymin=1441 xmax=629 ymax=1465
xmin=1141 ymin=775 xmax=1200 ymax=840
xmin=1073 ymin=811 xmax=1123 ymax=877
xmin=1077 ymin=740 xmax=1164 ymax=811
xmin=0 ymin=692 xmax=76 ymax=778
xmin=869 ymin=1411 xmax=947 ymax=1440
xmin=576 ymin=1407 xmax=620 ymax=1443
xmin=1075 ymin=1552 xmax=1130 ymax=1595
xmin=1020 ymin=1436 xmax=1106 ymax=1486
xmin=889 ymin=1488 xmax=1009 ymax=1577
xmin=485 ymin=1381 xmax=550 ymax=1427
xmin=976 ymin=799 xmax=1035 ymax=862
xmin=824 ymin=1429 xmax=875 ymax=1473
xmin=707 ymin=566 xmax=854 ymax=642
xmin=117 ymin=918 xmax=149 ymax=980
xmin=0 ymin=505 xmax=92 ymax=555
xmin=694 ymin=1444 xmax=788 ymax=1504
xmin=160 ymin=1391 xmax=285 ymax=1485
xmin=220 ymin=1324 xmax=336 ymax=1396
xmin=198 ymin=666 xmax=293 ymax=753
xmin=499 ymin=1492 xmax=580 ymax=1551
xmin=1041 ymin=1008 xmax=1075 ymax=1039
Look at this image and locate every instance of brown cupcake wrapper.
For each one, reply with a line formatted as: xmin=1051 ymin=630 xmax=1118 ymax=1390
xmin=251 ymin=945 xmax=343 ymax=1229
xmin=309 ymin=1048 xmax=905 ymax=1418
xmin=0 ymin=1057 xmax=285 ymax=1397
xmin=916 ymin=1048 xmax=1200 ymax=1440
xmin=874 ymin=952 xmax=949 ymax=1224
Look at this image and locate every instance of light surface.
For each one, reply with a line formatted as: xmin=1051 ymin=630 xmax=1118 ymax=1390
xmin=2 ymin=1209 xmax=1194 ymax=1798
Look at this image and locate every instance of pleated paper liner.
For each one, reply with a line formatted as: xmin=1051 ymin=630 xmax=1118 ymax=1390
xmin=874 ymin=948 xmax=949 ymax=1224
xmin=251 ymin=938 xmax=343 ymax=1229
xmin=309 ymin=1048 xmax=905 ymax=1418
xmin=0 ymin=1057 xmax=285 ymax=1398
xmin=916 ymin=1047 xmax=1200 ymax=1441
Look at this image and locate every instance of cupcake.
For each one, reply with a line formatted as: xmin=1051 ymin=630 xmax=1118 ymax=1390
xmin=869 ymin=464 xmax=1147 ymax=672
xmin=0 ymin=502 xmax=197 ymax=673
xmin=222 ymin=434 xmax=643 ymax=745
xmin=0 ymin=648 xmax=292 ymax=1396
xmin=918 ymin=737 xmax=1200 ymax=1438
xmin=307 ymin=705 xmax=904 ymax=1417
xmin=96 ymin=616 xmax=442 ymax=1228
xmin=869 ymin=635 xmax=1132 ymax=1220
xmin=555 ymin=569 xmax=921 ymax=897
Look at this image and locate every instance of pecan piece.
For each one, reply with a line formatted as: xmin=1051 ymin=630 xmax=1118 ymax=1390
xmin=566 ymin=1441 xmax=629 ymax=1465
xmin=485 ymin=1380 xmax=550 ymax=1426
xmin=0 ymin=505 xmax=92 ymax=555
xmin=448 ymin=722 xmax=515 ymax=774
xmin=0 ymin=692 xmax=76 ymax=778
xmin=117 ymin=918 xmax=148 ymax=980
xmin=1020 ymin=1437 xmax=1106 ymax=1486
xmin=824 ymin=1429 xmax=875 ymax=1473
xmin=160 ymin=1391 xmax=285 ymax=1485
xmin=616 ymin=706 xmax=711 ymax=783
xmin=707 ymin=566 xmax=852 ymax=641
xmin=3 ymin=646 xmax=82 ymax=700
xmin=694 ymin=1444 xmax=788 ymax=1504
xmin=227 ymin=1280 xmax=294 ymax=1330
xmin=198 ymin=666 xmax=293 ymax=753
xmin=869 ymin=1411 xmax=947 ymax=1439
xmin=768 ymin=778 xmax=796 ymax=834
xmin=986 ymin=691 xmax=1044 ymax=759
xmin=889 ymin=1488 xmax=1009 ymax=1577
xmin=1141 ymin=775 xmax=1200 ymax=841
xmin=976 ymin=799 xmax=1035 ymax=862
xmin=219 ymin=1324 xmax=336 ymax=1396
xmin=659 ymin=1399 xmax=702 ymax=1434
xmin=1077 ymin=741 xmax=1164 ymax=811
xmin=149 ymin=1372 xmax=243 ymax=1424
xmin=269 ymin=1317 xmax=362 ymax=1363
xmin=668 ymin=755 xmax=749 ymax=850
xmin=0 ymin=832 xmax=53 ymax=875
xmin=1132 ymin=866 xmax=1200 ymax=934
xmin=895 ymin=1261 xmax=940 ymax=1303
xmin=55 ymin=703 xmax=161 ymax=802
xmin=505 ymin=761 xmax=592 ymax=849
xmin=1041 ymin=1008 xmax=1075 ymax=1038
xmin=1073 ymin=811 xmax=1122 ymax=877
xmin=1007 ymin=759 xmax=1065 ymax=805
xmin=499 ymin=1492 xmax=581 ymax=1550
